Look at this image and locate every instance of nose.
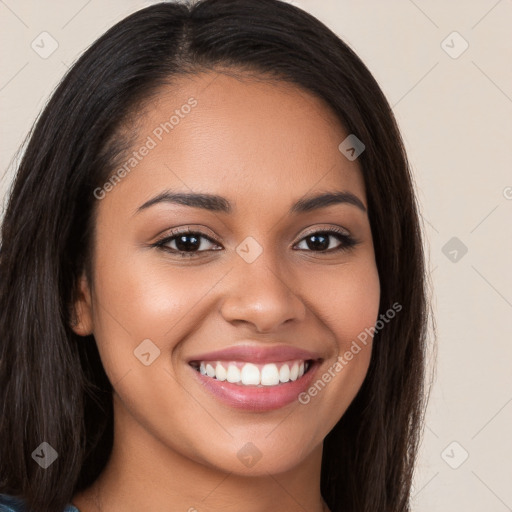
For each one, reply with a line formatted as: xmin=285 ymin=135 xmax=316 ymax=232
xmin=219 ymin=251 xmax=306 ymax=333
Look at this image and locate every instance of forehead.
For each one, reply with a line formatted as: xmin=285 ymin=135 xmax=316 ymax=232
xmin=106 ymin=71 xmax=367 ymax=215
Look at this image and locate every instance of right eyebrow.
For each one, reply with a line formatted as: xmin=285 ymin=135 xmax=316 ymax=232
xmin=135 ymin=191 xmax=232 ymax=215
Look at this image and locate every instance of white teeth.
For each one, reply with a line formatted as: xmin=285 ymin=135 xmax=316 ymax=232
xmin=194 ymin=359 xmax=311 ymax=386
xmin=279 ymin=364 xmax=290 ymax=383
xmin=261 ymin=363 xmax=280 ymax=386
xmin=241 ymin=363 xmax=260 ymax=385
xmin=206 ymin=363 xmax=215 ymax=378
xmin=226 ymin=365 xmax=241 ymax=383
xmin=215 ymin=362 xmax=227 ymax=381
xmin=290 ymin=363 xmax=299 ymax=381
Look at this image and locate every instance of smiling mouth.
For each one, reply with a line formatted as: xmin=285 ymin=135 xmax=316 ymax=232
xmin=189 ymin=359 xmax=313 ymax=387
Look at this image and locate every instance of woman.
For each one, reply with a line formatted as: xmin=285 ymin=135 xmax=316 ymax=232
xmin=0 ymin=0 xmax=431 ymax=511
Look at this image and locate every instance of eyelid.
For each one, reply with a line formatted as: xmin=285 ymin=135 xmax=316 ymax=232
xmin=155 ymin=225 xmax=220 ymax=242
xmin=297 ymin=224 xmax=351 ymax=240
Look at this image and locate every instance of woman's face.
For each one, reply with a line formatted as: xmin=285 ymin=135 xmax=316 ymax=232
xmin=74 ymin=71 xmax=380 ymax=476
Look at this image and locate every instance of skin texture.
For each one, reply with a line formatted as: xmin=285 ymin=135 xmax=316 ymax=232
xmin=71 ymin=71 xmax=380 ymax=512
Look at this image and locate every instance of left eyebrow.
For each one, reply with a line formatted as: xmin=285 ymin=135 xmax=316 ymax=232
xmin=290 ymin=191 xmax=367 ymax=214
xmin=134 ymin=189 xmax=367 ymax=216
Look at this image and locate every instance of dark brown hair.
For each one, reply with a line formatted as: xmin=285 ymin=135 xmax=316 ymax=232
xmin=0 ymin=1 xmax=432 ymax=511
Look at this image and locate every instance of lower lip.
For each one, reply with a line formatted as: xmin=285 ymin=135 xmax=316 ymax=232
xmin=190 ymin=361 xmax=320 ymax=411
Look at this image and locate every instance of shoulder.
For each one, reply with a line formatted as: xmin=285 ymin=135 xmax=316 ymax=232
xmin=0 ymin=494 xmax=26 ymax=512
xmin=0 ymin=493 xmax=80 ymax=512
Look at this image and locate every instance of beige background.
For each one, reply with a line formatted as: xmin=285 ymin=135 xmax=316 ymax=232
xmin=1 ymin=1 xmax=511 ymax=510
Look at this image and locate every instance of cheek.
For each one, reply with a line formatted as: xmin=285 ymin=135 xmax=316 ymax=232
xmin=295 ymin=259 xmax=380 ymax=420
xmin=92 ymin=245 xmax=208 ymax=333
xmin=89 ymin=247 xmax=220 ymax=380
xmin=306 ymin=258 xmax=381 ymax=350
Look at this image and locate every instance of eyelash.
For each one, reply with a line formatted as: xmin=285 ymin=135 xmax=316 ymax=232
xmin=153 ymin=226 xmax=360 ymax=258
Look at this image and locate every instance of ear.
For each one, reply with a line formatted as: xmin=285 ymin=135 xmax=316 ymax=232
xmin=70 ymin=273 xmax=94 ymax=336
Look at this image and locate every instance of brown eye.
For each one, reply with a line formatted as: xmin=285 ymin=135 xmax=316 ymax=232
xmin=294 ymin=229 xmax=359 ymax=253
xmin=155 ymin=228 xmax=221 ymax=257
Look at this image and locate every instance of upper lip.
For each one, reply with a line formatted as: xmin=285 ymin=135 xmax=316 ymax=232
xmin=187 ymin=344 xmax=323 ymax=364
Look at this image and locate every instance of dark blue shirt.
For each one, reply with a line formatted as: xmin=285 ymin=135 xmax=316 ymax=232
xmin=0 ymin=493 xmax=79 ymax=512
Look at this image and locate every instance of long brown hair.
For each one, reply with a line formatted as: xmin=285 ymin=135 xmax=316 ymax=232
xmin=0 ymin=1 xmax=432 ymax=511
